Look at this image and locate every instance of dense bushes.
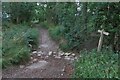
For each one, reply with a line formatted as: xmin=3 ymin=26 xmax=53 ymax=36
xmin=48 ymin=25 xmax=91 ymax=52
xmin=25 ymin=28 xmax=39 ymax=49
xmin=49 ymin=25 xmax=64 ymax=41
xmin=73 ymin=47 xmax=119 ymax=78
xmin=2 ymin=24 xmax=39 ymax=68
xmin=49 ymin=25 xmax=70 ymax=51
xmin=40 ymin=21 xmax=55 ymax=29
xmin=38 ymin=3 xmax=120 ymax=52
xmin=40 ymin=21 xmax=49 ymax=29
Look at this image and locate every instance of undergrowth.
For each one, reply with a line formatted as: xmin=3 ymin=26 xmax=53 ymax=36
xmin=40 ymin=21 xmax=54 ymax=29
xmin=73 ymin=47 xmax=119 ymax=78
xmin=49 ymin=25 xmax=70 ymax=51
xmin=2 ymin=24 xmax=39 ymax=68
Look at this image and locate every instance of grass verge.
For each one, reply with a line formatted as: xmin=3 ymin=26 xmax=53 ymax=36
xmin=73 ymin=47 xmax=119 ymax=78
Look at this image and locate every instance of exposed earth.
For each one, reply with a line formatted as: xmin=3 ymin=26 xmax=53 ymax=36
xmin=2 ymin=27 xmax=78 ymax=78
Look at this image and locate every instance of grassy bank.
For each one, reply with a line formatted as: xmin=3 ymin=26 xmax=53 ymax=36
xmin=73 ymin=47 xmax=119 ymax=78
xmin=2 ymin=23 xmax=39 ymax=68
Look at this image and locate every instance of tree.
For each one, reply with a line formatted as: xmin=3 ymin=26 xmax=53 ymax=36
xmin=2 ymin=2 xmax=36 ymax=24
xmin=81 ymin=2 xmax=87 ymax=32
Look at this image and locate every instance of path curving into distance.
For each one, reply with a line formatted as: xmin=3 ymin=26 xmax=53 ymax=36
xmin=2 ymin=26 xmax=78 ymax=78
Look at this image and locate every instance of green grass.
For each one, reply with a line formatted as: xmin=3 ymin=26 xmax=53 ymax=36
xmin=49 ymin=25 xmax=70 ymax=51
xmin=2 ymin=24 xmax=39 ymax=68
xmin=73 ymin=47 xmax=119 ymax=78
xmin=49 ymin=26 xmax=63 ymax=41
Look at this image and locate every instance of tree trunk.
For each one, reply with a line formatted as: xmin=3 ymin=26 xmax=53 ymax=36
xmin=82 ymin=2 xmax=87 ymax=31
xmin=81 ymin=2 xmax=88 ymax=41
xmin=117 ymin=32 xmax=120 ymax=51
xmin=16 ymin=17 xmax=19 ymax=24
xmin=111 ymin=32 xmax=116 ymax=51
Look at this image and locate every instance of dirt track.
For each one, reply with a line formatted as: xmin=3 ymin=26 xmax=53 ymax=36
xmin=2 ymin=27 xmax=74 ymax=78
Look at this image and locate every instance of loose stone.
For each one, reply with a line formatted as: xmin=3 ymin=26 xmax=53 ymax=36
xmin=71 ymin=53 xmax=75 ymax=56
xmin=32 ymin=51 xmax=37 ymax=54
xmin=20 ymin=65 xmax=25 ymax=68
xmin=33 ymin=59 xmax=37 ymax=62
xmin=65 ymin=53 xmax=71 ymax=56
xmin=48 ymin=51 xmax=52 ymax=56
xmin=30 ymin=57 xmax=33 ymax=60
xmin=37 ymin=54 xmax=41 ymax=57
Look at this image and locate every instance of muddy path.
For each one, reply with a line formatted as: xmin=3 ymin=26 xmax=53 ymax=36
xmin=2 ymin=26 xmax=77 ymax=78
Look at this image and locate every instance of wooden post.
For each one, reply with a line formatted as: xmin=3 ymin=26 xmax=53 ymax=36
xmin=97 ymin=29 xmax=109 ymax=52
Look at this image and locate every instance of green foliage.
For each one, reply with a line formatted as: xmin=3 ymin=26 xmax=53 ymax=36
xmin=2 ymin=2 xmax=120 ymax=51
xmin=59 ymin=43 xmax=69 ymax=52
xmin=2 ymin=24 xmax=39 ymax=68
xmin=49 ymin=25 xmax=64 ymax=41
xmin=40 ymin=21 xmax=49 ymax=29
xmin=2 ymin=2 xmax=36 ymax=23
xmin=73 ymin=47 xmax=119 ymax=78
xmin=49 ymin=25 xmax=70 ymax=51
xmin=26 ymin=28 xmax=39 ymax=49
xmin=40 ymin=20 xmax=55 ymax=29
xmin=2 ymin=22 xmax=15 ymax=30
xmin=33 ymin=3 xmax=46 ymax=22
xmin=2 ymin=58 xmax=11 ymax=69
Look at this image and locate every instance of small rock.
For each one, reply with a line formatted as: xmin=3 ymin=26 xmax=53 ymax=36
xmin=37 ymin=54 xmax=41 ymax=57
xmin=58 ymin=52 xmax=64 ymax=56
xmin=61 ymin=53 xmax=64 ymax=56
xmin=28 ymin=44 xmax=32 ymax=48
xmin=32 ymin=51 xmax=37 ymax=54
xmin=65 ymin=53 xmax=71 ymax=56
xmin=71 ymin=53 xmax=75 ymax=56
xmin=30 ymin=57 xmax=33 ymax=60
xmin=45 ymin=56 xmax=49 ymax=58
xmin=74 ymin=57 xmax=78 ymax=60
xmin=33 ymin=59 xmax=37 ymax=62
xmin=61 ymin=68 xmax=65 ymax=72
xmin=61 ymin=73 xmax=64 ymax=76
xmin=20 ymin=65 xmax=24 ymax=68
xmin=41 ymin=70 xmax=43 ymax=72
xmin=48 ymin=51 xmax=52 ymax=56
